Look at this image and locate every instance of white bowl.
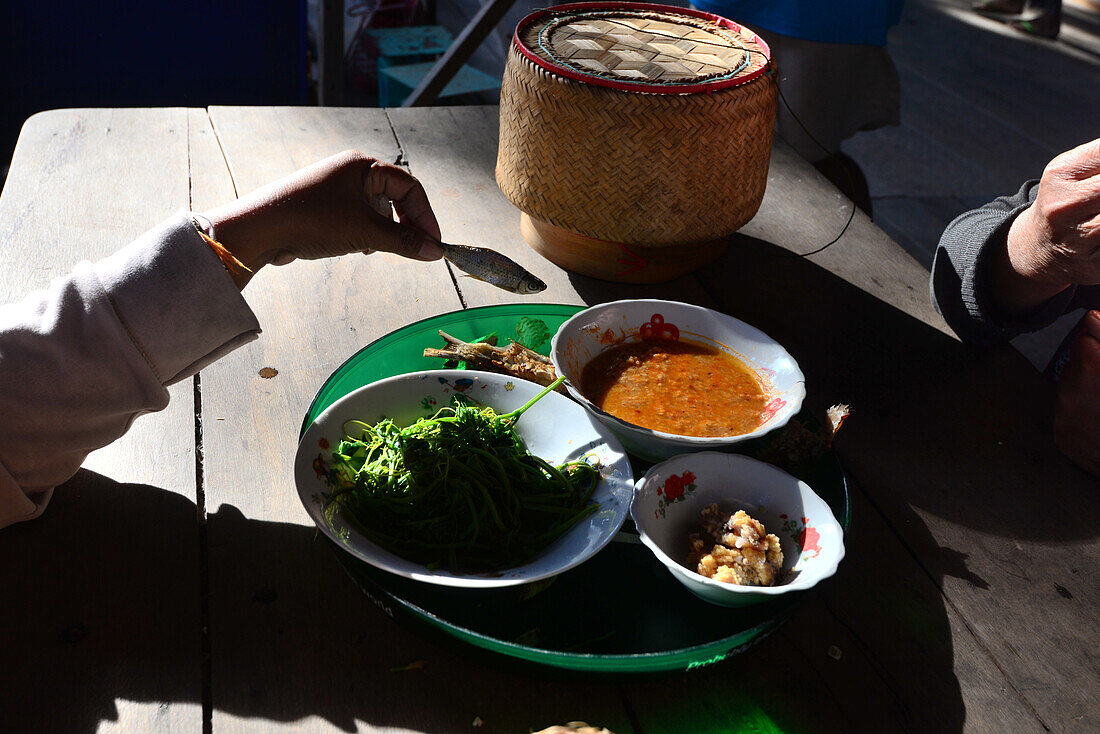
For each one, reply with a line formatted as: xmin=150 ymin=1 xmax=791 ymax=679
xmin=630 ymin=452 xmax=845 ymax=607
xmin=550 ymin=299 xmax=805 ymax=462
xmin=295 ymin=370 xmax=635 ymax=588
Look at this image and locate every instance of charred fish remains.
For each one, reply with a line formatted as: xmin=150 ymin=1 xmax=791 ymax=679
xmin=423 ymin=330 xmax=561 ymax=389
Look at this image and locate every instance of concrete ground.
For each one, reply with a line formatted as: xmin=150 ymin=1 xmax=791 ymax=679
xmin=844 ymin=0 xmax=1100 ymax=367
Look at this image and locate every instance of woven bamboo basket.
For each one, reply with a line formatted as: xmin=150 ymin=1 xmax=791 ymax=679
xmin=496 ymin=2 xmax=776 ymax=283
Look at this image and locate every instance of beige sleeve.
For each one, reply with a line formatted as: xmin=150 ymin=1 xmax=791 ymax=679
xmin=0 ymin=212 xmax=261 ymax=528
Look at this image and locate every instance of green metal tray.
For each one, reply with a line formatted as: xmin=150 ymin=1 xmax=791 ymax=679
xmin=302 ymin=303 xmax=852 ymax=674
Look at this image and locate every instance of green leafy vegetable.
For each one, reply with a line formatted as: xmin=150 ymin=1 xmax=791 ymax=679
xmin=514 ymin=317 xmax=551 ymax=351
xmin=323 ymin=377 xmax=600 ymax=571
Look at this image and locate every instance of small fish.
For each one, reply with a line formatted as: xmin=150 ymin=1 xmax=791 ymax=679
xmin=440 ymin=242 xmax=547 ymax=295
xmin=370 ymin=194 xmax=545 ymax=294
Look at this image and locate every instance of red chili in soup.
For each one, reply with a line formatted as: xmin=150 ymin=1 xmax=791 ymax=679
xmin=580 ymin=339 xmax=767 ymax=437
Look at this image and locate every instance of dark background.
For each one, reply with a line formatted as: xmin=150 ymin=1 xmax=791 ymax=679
xmin=0 ymin=1 xmax=309 ymax=159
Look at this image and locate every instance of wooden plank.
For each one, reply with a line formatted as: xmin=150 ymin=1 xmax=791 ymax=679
xmin=741 ymin=140 xmax=947 ymax=334
xmin=200 ymin=513 xmax=635 ymax=733
xmin=0 ymin=108 xmax=202 ymax=731
xmin=867 ymin=194 xmax=990 ymax=268
xmin=188 ymin=108 xmax=239 ymax=216
xmin=871 ymin=194 xmax=1085 ymax=370
xmin=391 ymin=105 xmax=1040 ymax=731
xmin=197 ymin=105 xmax=1098 ymax=730
xmin=699 ymin=139 xmax=1095 ymax=730
xmin=386 ymin=105 xmax=567 ymax=303
xmin=696 ymin=231 xmax=1100 ymax=732
xmin=623 ymin=472 xmax=1041 ymax=732
xmin=393 ymin=113 xmax=941 ymax=331
xmin=200 ymin=105 xmax=459 ymax=525
xmin=198 ymin=106 xmax=631 ymax=732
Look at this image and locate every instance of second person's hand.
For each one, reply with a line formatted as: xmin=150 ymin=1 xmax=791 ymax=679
xmin=993 ymin=137 xmax=1100 ymax=314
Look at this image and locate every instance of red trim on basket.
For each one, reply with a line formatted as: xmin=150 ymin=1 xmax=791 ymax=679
xmin=512 ymin=2 xmax=772 ymax=95
xmin=615 ymin=243 xmax=647 ymax=278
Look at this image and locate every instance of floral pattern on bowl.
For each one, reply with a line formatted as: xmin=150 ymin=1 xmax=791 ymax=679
xmin=655 ymin=471 xmax=696 ymax=518
xmin=779 ymin=515 xmax=823 ymax=561
xmin=630 ymin=451 xmax=845 ymax=607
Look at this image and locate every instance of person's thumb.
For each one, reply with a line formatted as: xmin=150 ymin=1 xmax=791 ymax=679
xmin=364 ymin=213 xmax=443 ymax=261
xmin=1082 ymin=310 xmax=1100 ymax=341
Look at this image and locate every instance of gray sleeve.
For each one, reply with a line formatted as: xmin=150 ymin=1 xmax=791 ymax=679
xmin=0 ymin=212 xmax=262 ymax=528
xmin=930 ymin=181 xmax=1078 ymax=346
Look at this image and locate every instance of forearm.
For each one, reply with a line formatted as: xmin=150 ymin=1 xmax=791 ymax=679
xmin=0 ymin=213 xmax=261 ymax=528
xmin=931 ymin=181 xmax=1076 ymax=344
xmin=988 ymin=203 xmax=1073 ymax=315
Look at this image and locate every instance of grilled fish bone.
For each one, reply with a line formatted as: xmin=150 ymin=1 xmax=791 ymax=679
xmin=423 ymin=330 xmax=561 ymax=389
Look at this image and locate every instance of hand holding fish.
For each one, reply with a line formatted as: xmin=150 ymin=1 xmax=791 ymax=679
xmin=371 ymin=196 xmax=547 ymax=295
xmin=201 ymin=150 xmax=444 ymax=288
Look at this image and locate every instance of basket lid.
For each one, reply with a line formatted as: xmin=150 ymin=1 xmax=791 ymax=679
xmin=514 ymin=2 xmax=771 ymax=94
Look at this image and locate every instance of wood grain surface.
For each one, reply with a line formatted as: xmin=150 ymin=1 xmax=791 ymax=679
xmin=0 ymin=108 xmax=203 ymax=733
xmin=3 ymin=105 xmax=1097 ymax=734
xmin=697 ymin=231 xmax=1100 ymax=732
xmin=196 ymin=106 xmax=635 ymax=733
xmin=385 ymin=105 xmax=712 ymax=310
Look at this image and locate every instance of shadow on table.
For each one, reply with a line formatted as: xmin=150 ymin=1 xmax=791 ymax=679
xmin=567 ymin=233 xmax=1098 ymax=546
xmin=0 ymin=473 xmax=631 ymax=734
xmin=6 ymin=237 xmax=1088 ymax=731
xmin=565 ymin=232 xmax=1098 ymax=729
xmin=3 ymin=465 xmax=967 ymax=733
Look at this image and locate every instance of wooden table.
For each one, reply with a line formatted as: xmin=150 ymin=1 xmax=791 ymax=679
xmin=1 ymin=107 xmax=1096 ymax=734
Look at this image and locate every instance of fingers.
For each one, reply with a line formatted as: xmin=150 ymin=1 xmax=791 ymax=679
xmin=1050 ymin=136 xmax=1100 ymax=181
xmin=365 ymin=212 xmax=443 ymax=261
xmin=363 ymin=161 xmax=442 ymax=242
xmin=359 ymin=161 xmax=443 ymax=261
xmin=1083 ymin=310 xmax=1100 ymax=341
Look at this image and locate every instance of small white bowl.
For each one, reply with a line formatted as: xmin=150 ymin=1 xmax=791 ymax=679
xmin=550 ymin=299 xmax=805 ymax=462
xmin=630 ymin=452 xmax=845 ymax=607
xmin=295 ymin=370 xmax=635 ymax=588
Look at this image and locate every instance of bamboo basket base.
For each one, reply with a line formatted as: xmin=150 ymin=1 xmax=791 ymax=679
xmin=520 ymin=213 xmax=728 ymax=284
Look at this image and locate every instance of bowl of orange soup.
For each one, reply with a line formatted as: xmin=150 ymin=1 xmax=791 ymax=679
xmin=550 ymin=300 xmax=805 ymax=462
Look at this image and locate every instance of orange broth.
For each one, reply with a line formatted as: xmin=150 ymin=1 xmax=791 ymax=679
xmin=580 ymin=339 xmax=767 ymax=437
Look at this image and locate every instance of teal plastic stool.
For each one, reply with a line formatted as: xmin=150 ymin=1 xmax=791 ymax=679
xmin=364 ymin=25 xmax=453 ymax=71
xmin=378 ymin=61 xmax=502 ymax=107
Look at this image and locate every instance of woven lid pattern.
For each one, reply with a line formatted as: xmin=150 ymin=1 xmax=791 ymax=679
xmin=524 ymin=11 xmax=762 ymax=86
xmin=496 ymin=4 xmax=777 ymax=252
xmin=515 ymin=3 xmax=770 ymax=93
